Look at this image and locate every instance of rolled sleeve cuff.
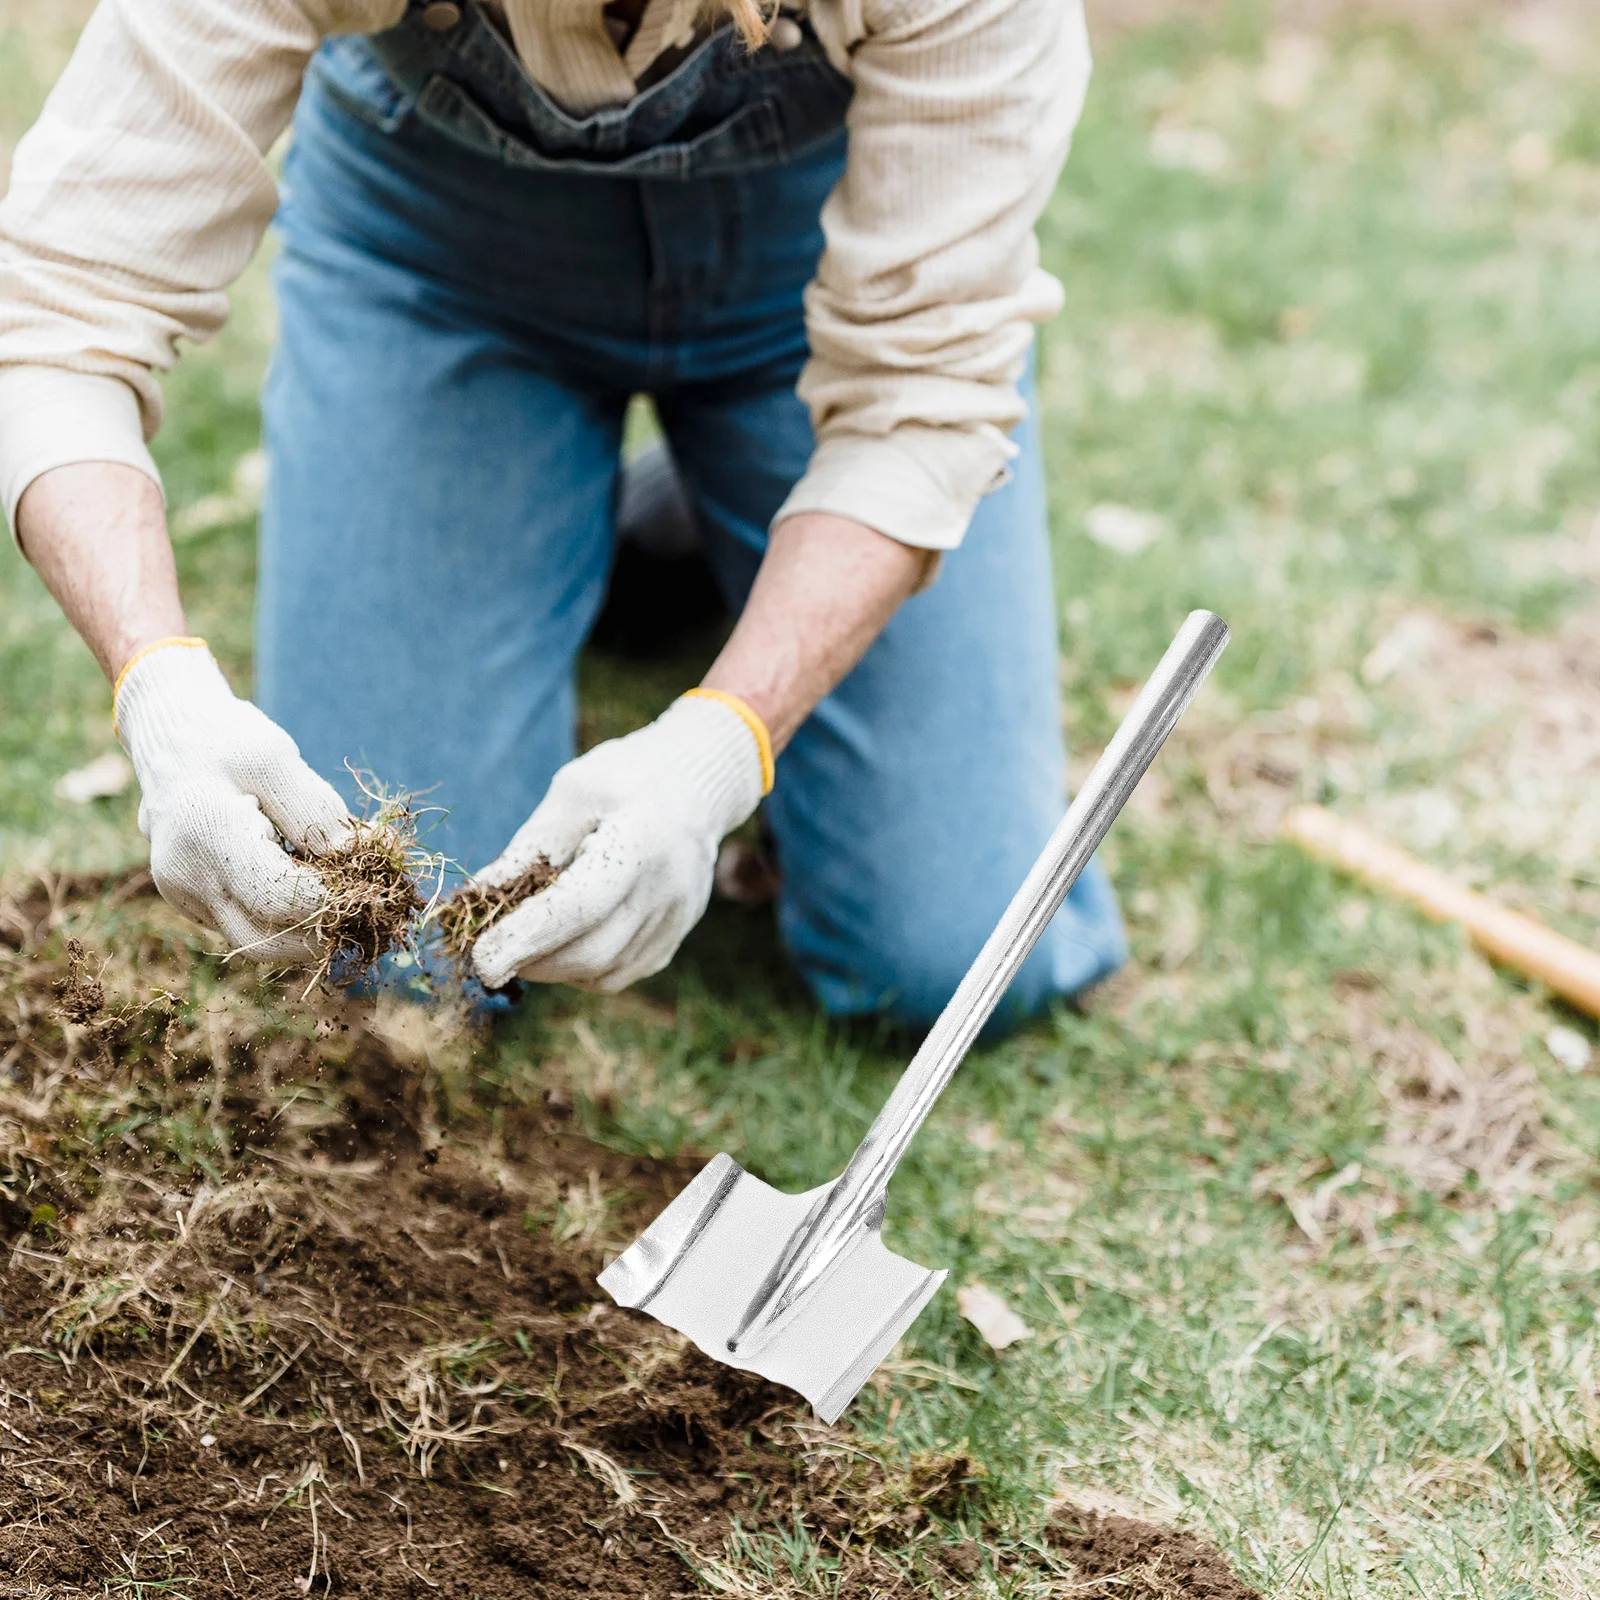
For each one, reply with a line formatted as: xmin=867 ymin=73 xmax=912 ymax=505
xmin=0 ymin=366 xmax=163 ymax=537
xmin=773 ymin=424 xmax=1017 ymax=553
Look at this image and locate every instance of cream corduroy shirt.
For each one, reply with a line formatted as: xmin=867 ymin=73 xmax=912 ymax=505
xmin=0 ymin=0 xmax=1089 ymax=551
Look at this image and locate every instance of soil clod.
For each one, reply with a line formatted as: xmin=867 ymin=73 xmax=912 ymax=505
xmin=1049 ymin=1505 xmax=1265 ymax=1600
xmin=52 ymin=935 xmax=104 ymax=1023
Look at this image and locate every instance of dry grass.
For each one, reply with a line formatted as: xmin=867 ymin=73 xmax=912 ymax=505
xmin=1126 ymin=586 xmax=1600 ymax=935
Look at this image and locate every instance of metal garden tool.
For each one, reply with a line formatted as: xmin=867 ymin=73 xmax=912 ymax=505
xmin=600 ymin=610 xmax=1230 ymax=1421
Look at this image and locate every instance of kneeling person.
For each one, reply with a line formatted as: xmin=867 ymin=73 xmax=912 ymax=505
xmin=3 ymin=0 xmax=1125 ymax=1030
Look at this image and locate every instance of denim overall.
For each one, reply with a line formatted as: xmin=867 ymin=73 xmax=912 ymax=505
xmin=256 ymin=0 xmax=1125 ymax=1029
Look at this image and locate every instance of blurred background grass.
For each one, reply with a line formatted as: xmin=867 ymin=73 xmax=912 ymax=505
xmin=4 ymin=2 xmax=1600 ymax=1595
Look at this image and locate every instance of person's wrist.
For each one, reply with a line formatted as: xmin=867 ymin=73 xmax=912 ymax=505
xmin=660 ymin=692 xmax=768 ymax=839
xmin=112 ymin=634 xmax=210 ymax=701
xmin=113 ymin=637 xmax=224 ymax=748
xmin=681 ymin=687 xmax=774 ymax=795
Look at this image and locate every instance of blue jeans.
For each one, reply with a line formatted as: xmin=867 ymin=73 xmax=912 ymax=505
xmin=256 ymin=8 xmax=1125 ymax=1029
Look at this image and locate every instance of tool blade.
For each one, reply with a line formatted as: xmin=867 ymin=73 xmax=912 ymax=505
xmin=600 ymin=1156 xmax=944 ymax=1423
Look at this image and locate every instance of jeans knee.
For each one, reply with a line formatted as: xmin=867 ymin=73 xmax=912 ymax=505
xmin=791 ymin=865 xmax=1127 ymax=1035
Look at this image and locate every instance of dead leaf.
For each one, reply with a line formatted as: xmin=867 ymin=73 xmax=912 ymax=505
xmin=1545 ymin=1025 xmax=1592 ymax=1074
xmin=54 ymin=752 xmax=133 ymax=804
xmin=956 ymin=1283 xmax=1030 ymax=1351
xmin=1085 ymin=502 xmax=1168 ymax=555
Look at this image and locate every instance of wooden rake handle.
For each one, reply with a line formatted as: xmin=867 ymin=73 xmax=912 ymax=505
xmin=1283 ymin=804 xmax=1600 ymax=1019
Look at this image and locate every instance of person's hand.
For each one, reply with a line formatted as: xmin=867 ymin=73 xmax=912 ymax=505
xmin=114 ymin=639 xmax=352 ymax=959
xmin=471 ymin=692 xmax=769 ymax=993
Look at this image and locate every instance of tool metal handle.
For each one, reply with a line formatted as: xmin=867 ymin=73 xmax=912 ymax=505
xmin=855 ymin=608 xmax=1229 ymax=1178
xmin=727 ymin=610 xmax=1229 ymax=1357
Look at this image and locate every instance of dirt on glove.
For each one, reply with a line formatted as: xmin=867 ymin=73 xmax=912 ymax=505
xmin=1 ymin=874 xmax=1262 ymax=1599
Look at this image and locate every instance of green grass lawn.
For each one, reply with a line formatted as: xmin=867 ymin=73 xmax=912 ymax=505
xmin=4 ymin=4 xmax=1600 ymax=1595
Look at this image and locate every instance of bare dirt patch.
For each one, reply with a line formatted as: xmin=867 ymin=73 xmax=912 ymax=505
xmin=3 ymin=1149 xmax=792 ymax=1597
xmin=1049 ymin=1506 xmax=1263 ymax=1600
xmin=2 ymin=876 xmax=1263 ymax=1598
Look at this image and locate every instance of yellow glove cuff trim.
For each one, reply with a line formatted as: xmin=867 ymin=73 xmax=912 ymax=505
xmin=111 ymin=636 xmax=209 ymax=732
xmin=683 ymin=687 xmax=775 ymax=796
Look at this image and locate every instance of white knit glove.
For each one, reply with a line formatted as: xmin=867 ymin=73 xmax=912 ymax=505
xmin=472 ymin=692 xmax=770 ymax=993
xmin=114 ymin=640 xmax=352 ymax=960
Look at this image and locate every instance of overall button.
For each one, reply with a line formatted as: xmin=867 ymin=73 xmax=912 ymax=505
xmin=770 ymin=16 xmax=803 ymax=50
xmin=421 ymin=2 xmax=463 ymax=31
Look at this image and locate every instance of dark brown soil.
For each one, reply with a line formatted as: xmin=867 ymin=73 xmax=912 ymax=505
xmin=2 ymin=874 xmax=1263 ymax=1599
xmin=433 ymin=858 xmax=561 ymax=964
xmin=0 ymin=1142 xmax=834 ymax=1597
xmin=1049 ymin=1507 xmax=1265 ymax=1599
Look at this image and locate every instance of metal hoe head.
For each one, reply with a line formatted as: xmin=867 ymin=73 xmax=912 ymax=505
xmin=600 ymin=612 xmax=1230 ymax=1421
xmin=599 ymin=1154 xmax=945 ymax=1423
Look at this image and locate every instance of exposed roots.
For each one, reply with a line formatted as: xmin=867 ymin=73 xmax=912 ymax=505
xmin=432 ymin=858 xmax=561 ymax=964
xmin=303 ymin=786 xmax=440 ymax=993
xmin=191 ymin=763 xmax=563 ymax=995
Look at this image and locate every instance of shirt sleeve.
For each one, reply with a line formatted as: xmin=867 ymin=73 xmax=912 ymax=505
xmin=780 ymin=0 xmax=1091 ymax=551
xmin=0 ymin=0 xmax=401 ymax=531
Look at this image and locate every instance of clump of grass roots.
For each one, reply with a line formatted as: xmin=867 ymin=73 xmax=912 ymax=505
xmin=300 ymin=776 xmax=445 ymax=994
xmin=431 ymin=857 xmax=561 ymax=969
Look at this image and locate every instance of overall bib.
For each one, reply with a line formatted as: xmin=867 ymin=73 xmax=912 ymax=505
xmin=256 ymin=0 xmax=1125 ymax=1028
